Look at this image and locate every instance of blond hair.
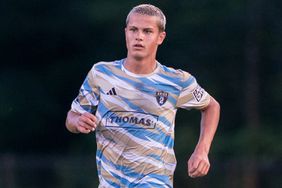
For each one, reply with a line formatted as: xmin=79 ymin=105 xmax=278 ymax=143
xmin=126 ymin=4 xmax=166 ymax=32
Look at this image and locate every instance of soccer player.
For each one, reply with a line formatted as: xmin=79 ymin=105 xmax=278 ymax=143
xmin=65 ymin=4 xmax=220 ymax=188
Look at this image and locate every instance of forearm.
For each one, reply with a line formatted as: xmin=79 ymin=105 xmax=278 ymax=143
xmin=195 ymin=97 xmax=220 ymax=154
xmin=65 ymin=110 xmax=81 ymax=133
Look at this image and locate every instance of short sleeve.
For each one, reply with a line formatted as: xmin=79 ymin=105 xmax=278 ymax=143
xmin=71 ymin=65 xmax=100 ymax=114
xmin=176 ymin=72 xmax=210 ymax=110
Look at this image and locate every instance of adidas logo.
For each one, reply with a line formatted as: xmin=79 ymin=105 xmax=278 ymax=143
xmin=106 ymin=87 xmax=117 ymax=95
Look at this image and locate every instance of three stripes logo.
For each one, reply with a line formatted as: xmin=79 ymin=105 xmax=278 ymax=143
xmin=106 ymin=87 xmax=117 ymax=95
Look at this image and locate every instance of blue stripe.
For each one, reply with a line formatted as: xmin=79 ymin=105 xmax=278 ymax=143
xmin=98 ymin=157 xmax=121 ymax=187
xmin=97 ymin=149 xmax=172 ymax=187
xmin=158 ymin=115 xmax=172 ymax=128
xmin=115 ymin=74 xmax=141 ymax=88
xmin=147 ymin=174 xmax=172 ymax=187
xmin=125 ymin=125 xmax=174 ymax=148
xmin=164 ymin=134 xmax=174 ymax=148
xmin=95 ymin=63 xmax=115 ymax=77
xmin=119 ymin=96 xmax=146 ymax=113
xmin=157 ymin=68 xmax=195 ymax=89
xmin=102 ymin=65 xmax=179 ymax=106
xmin=110 ymin=171 xmax=131 ymax=186
xmin=102 ymin=176 xmax=120 ymax=187
xmin=157 ymin=72 xmax=183 ymax=86
xmin=167 ymin=94 xmax=177 ymax=105
xmin=140 ymin=77 xmax=180 ymax=95
xmin=82 ymin=77 xmax=92 ymax=91
xmin=147 ymin=154 xmax=162 ymax=161
xmin=98 ymin=149 xmax=141 ymax=176
xmin=155 ymin=127 xmax=174 ymax=149
xmin=161 ymin=64 xmax=177 ymax=73
xmin=135 ymin=182 xmax=171 ymax=188
xmin=183 ymin=76 xmax=196 ymax=88
xmin=97 ymin=152 xmax=144 ymax=186
xmin=99 ymin=99 xmax=174 ymax=148
xmin=97 ymin=102 xmax=110 ymax=122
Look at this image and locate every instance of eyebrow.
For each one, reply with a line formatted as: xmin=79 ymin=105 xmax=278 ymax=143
xmin=128 ymin=25 xmax=154 ymax=30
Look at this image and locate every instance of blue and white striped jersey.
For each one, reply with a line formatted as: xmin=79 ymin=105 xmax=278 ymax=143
xmin=71 ymin=59 xmax=210 ymax=188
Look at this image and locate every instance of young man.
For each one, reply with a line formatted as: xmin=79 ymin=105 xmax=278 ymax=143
xmin=66 ymin=4 xmax=220 ymax=188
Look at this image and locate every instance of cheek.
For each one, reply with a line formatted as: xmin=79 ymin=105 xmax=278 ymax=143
xmin=125 ymin=34 xmax=131 ymax=48
xmin=150 ymin=39 xmax=160 ymax=49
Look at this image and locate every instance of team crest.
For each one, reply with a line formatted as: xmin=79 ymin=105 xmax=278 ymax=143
xmin=155 ymin=91 xmax=168 ymax=106
xmin=193 ymin=85 xmax=204 ymax=102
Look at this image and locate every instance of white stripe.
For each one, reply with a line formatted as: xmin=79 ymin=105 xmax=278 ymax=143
xmin=100 ymin=158 xmax=136 ymax=182
xmin=151 ymin=74 xmax=182 ymax=90
xmin=137 ymin=176 xmax=167 ymax=186
xmin=96 ymin=128 xmax=173 ymax=170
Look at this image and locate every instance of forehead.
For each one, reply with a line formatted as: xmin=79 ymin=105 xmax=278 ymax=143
xmin=127 ymin=13 xmax=159 ymax=29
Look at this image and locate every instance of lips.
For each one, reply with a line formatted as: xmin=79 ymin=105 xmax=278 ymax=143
xmin=133 ymin=44 xmax=144 ymax=48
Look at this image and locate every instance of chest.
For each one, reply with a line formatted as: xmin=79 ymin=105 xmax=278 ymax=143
xmin=99 ymin=79 xmax=178 ymax=111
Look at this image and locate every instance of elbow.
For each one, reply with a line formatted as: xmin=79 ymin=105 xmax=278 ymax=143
xmin=212 ymin=98 xmax=220 ymax=115
xmin=213 ymin=98 xmax=220 ymax=111
xmin=204 ymin=97 xmax=220 ymax=113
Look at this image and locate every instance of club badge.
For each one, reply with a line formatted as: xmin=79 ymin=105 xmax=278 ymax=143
xmin=193 ymin=85 xmax=204 ymax=102
xmin=156 ymin=91 xmax=168 ymax=106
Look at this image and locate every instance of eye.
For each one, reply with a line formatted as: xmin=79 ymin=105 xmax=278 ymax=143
xmin=144 ymin=29 xmax=153 ymax=34
xmin=129 ymin=27 xmax=137 ymax=32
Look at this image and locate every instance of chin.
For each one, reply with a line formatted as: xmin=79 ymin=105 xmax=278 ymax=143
xmin=131 ymin=53 xmax=145 ymax=61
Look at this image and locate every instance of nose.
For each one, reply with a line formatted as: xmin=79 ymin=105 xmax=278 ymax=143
xmin=135 ymin=31 xmax=143 ymax=41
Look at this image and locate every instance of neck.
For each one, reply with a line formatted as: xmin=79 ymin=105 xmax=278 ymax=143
xmin=124 ymin=57 xmax=157 ymax=74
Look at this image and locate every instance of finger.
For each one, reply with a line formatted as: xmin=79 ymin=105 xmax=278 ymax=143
xmin=188 ymin=157 xmax=200 ymax=174
xmin=190 ymin=160 xmax=206 ymax=177
xmin=81 ymin=113 xmax=97 ymax=128
xmin=190 ymin=161 xmax=210 ymax=178
xmin=78 ymin=119 xmax=96 ymax=131
xmin=196 ymin=160 xmax=206 ymax=174
xmin=80 ymin=115 xmax=96 ymax=128
xmin=83 ymin=112 xmax=97 ymax=123
xmin=77 ymin=125 xmax=92 ymax=134
xmin=203 ymin=163 xmax=210 ymax=175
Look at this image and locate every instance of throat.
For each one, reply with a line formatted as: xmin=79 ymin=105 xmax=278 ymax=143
xmin=124 ymin=60 xmax=157 ymax=74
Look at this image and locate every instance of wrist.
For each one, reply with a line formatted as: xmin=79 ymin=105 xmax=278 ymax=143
xmin=66 ymin=113 xmax=81 ymax=133
xmin=194 ymin=143 xmax=210 ymax=155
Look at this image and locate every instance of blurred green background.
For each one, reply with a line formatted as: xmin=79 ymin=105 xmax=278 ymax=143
xmin=1 ymin=0 xmax=281 ymax=187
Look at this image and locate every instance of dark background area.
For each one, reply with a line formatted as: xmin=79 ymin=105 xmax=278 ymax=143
xmin=1 ymin=0 xmax=281 ymax=187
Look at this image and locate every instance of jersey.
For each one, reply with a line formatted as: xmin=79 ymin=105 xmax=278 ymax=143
xmin=71 ymin=59 xmax=211 ymax=188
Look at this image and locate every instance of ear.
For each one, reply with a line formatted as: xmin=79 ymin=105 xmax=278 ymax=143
xmin=157 ymin=31 xmax=166 ymax=45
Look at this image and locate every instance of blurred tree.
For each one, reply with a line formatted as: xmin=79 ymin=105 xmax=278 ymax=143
xmin=0 ymin=0 xmax=281 ymax=187
xmin=243 ymin=0 xmax=263 ymax=187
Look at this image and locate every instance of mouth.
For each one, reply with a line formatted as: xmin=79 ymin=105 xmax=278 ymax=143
xmin=133 ymin=44 xmax=144 ymax=49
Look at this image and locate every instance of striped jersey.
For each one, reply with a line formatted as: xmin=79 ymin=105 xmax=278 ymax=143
xmin=71 ymin=59 xmax=211 ymax=188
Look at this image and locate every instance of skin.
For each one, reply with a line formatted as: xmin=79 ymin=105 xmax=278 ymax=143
xmin=188 ymin=97 xmax=220 ymax=178
xmin=124 ymin=13 xmax=166 ymax=74
xmin=65 ymin=12 xmax=220 ymax=178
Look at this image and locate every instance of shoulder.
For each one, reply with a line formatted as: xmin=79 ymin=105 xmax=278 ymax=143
xmin=158 ymin=63 xmax=196 ymax=87
xmin=87 ymin=59 xmax=123 ymax=76
xmin=159 ymin=63 xmax=191 ymax=78
xmin=92 ymin=60 xmax=122 ymax=71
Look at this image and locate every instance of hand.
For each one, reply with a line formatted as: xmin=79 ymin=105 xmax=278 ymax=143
xmin=75 ymin=112 xmax=97 ymax=134
xmin=187 ymin=151 xmax=210 ymax=178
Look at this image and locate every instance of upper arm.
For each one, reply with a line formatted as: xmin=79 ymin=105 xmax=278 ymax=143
xmin=71 ymin=66 xmax=100 ymax=114
xmin=176 ymin=73 xmax=211 ymax=110
xmin=201 ymin=97 xmax=220 ymax=112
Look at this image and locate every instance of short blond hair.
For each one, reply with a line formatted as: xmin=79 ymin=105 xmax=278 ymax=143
xmin=126 ymin=4 xmax=166 ymax=32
